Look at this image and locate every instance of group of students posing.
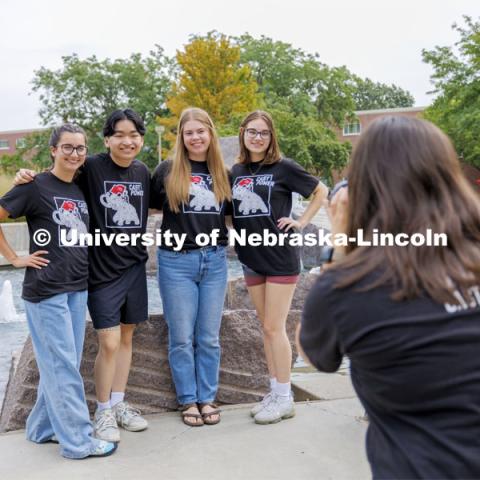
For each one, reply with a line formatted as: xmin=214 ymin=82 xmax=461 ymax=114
xmin=0 ymin=108 xmax=327 ymax=459
xmin=3 ymin=106 xmax=480 ymax=479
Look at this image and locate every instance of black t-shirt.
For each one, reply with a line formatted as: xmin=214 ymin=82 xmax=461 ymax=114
xmin=0 ymin=172 xmax=89 ymax=302
xmin=150 ymin=159 xmax=229 ymax=250
xmin=300 ymin=269 xmax=480 ymax=479
xmin=77 ymin=153 xmax=150 ymax=290
xmin=230 ymin=158 xmax=318 ymax=275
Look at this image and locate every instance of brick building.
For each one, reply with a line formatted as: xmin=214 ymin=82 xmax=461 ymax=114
xmin=335 ymin=106 xmax=426 ymax=149
xmin=334 ymin=106 xmax=480 ymax=191
xmin=0 ymin=128 xmax=44 ymax=158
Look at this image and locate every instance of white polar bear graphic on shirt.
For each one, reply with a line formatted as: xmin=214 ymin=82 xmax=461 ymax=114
xmin=233 ymin=178 xmax=268 ymax=215
xmin=188 ymin=175 xmax=220 ymax=212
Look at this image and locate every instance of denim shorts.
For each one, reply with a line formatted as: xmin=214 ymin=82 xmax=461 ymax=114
xmin=88 ymin=261 xmax=148 ymax=330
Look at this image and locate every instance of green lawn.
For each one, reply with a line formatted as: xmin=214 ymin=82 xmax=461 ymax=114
xmin=0 ymin=174 xmax=14 ymax=196
xmin=0 ymin=174 xmax=25 ymax=222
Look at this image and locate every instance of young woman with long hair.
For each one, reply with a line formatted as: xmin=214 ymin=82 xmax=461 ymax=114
xmin=299 ymin=116 xmax=480 ymax=478
xmin=230 ymin=110 xmax=328 ymax=424
xmin=0 ymin=125 xmax=116 ymax=458
xmin=150 ymin=107 xmax=231 ymax=426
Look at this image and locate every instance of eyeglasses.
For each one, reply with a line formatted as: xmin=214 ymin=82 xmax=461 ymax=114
xmin=59 ymin=144 xmax=88 ymax=156
xmin=245 ymin=128 xmax=271 ymax=140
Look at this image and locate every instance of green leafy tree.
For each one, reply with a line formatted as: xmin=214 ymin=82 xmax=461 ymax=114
xmin=351 ymin=77 xmax=414 ymax=110
xmin=271 ymin=107 xmax=350 ymax=184
xmin=30 ymin=46 xmax=173 ymax=169
xmin=0 ymin=130 xmax=51 ymax=174
xmin=422 ymin=16 xmax=480 ymax=167
xmin=235 ymin=34 xmax=356 ymax=125
xmin=234 ymin=34 xmax=351 ymax=181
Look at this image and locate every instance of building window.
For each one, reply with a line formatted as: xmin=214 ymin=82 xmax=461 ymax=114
xmin=0 ymin=140 xmax=9 ymax=149
xmin=16 ymin=138 xmax=26 ymax=148
xmin=343 ymin=121 xmax=361 ymax=136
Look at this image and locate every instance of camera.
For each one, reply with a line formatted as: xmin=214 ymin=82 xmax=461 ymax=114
xmin=327 ymin=179 xmax=348 ymax=202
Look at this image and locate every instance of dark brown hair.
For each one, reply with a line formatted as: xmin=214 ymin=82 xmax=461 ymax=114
xmin=237 ymin=110 xmax=281 ymax=165
xmin=334 ymin=116 xmax=480 ymax=303
xmin=49 ymin=123 xmax=87 ymax=161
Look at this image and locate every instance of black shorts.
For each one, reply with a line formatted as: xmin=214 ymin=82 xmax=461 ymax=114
xmin=88 ymin=262 xmax=148 ymax=330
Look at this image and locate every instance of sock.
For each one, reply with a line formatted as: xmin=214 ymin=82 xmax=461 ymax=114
xmin=275 ymin=381 xmax=291 ymax=398
xmin=269 ymin=377 xmax=277 ymax=392
xmin=110 ymin=392 xmax=125 ymax=407
xmin=97 ymin=400 xmax=111 ymax=412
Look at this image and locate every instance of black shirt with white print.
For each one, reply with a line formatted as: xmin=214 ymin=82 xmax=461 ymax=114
xmin=150 ymin=159 xmax=229 ymax=251
xmin=300 ymin=269 xmax=480 ymax=479
xmin=77 ymin=153 xmax=150 ymax=290
xmin=230 ymin=158 xmax=318 ymax=276
xmin=0 ymin=172 xmax=89 ymax=302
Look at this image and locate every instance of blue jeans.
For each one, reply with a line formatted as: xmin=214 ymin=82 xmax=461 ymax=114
xmin=157 ymin=246 xmax=228 ymax=405
xmin=24 ymin=291 xmax=100 ymax=459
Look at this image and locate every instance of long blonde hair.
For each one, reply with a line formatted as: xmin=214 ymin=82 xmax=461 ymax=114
xmin=166 ymin=108 xmax=232 ymax=213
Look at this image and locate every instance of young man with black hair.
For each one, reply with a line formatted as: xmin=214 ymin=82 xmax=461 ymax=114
xmin=16 ymin=109 xmax=150 ymax=442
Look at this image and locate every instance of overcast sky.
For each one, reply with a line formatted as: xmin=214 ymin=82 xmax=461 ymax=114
xmin=0 ymin=0 xmax=478 ymax=131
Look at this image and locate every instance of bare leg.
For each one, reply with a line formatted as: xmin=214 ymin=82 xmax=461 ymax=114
xmin=247 ymin=283 xmax=276 ymax=379
xmin=111 ymin=323 xmax=136 ymax=394
xmin=263 ymin=283 xmax=297 ymax=384
xmin=94 ymin=327 xmax=121 ymax=403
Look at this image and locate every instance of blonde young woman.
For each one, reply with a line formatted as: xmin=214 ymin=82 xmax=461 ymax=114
xmin=150 ymin=108 xmax=231 ymax=426
xmin=230 ymin=110 xmax=328 ymax=424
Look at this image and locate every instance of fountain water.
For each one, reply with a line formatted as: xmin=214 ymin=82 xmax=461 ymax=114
xmin=0 ymin=280 xmax=20 ymax=323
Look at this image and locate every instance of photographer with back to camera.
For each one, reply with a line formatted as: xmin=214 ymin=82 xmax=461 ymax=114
xmin=299 ymin=116 xmax=480 ymax=479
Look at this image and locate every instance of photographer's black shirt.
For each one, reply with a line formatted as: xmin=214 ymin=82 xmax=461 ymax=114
xmin=78 ymin=153 xmax=150 ymax=290
xmin=230 ymin=158 xmax=318 ymax=275
xmin=0 ymin=172 xmax=89 ymax=302
xmin=150 ymin=159 xmax=229 ymax=251
xmin=300 ymin=269 xmax=480 ymax=479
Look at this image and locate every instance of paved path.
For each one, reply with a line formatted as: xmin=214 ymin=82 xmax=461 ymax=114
xmin=0 ymin=375 xmax=369 ymax=480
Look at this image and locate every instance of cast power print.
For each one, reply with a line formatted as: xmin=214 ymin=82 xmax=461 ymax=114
xmin=100 ymin=181 xmax=143 ymax=228
xmin=232 ymin=175 xmax=272 ymax=217
xmin=183 ymin=174 xmax=221 ymax=214
xmin=52 ymin=197 xmax=89 ymax=246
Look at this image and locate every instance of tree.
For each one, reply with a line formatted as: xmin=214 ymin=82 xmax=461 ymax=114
xmin=30 ymin=46 xmax=173 ymax=169
xmin=234 ymin=35 xmax=351 ymax=181
xmin=270 ymin=106 xmax=350 ymax=183
xmin=0 ymin=130 xmax=51 ymax=174
xmin=162 ymin=32 xmax=260 ymax=147
xmin=422 ymin=16 xmax=480 ymax=168
xmin=352 ymin=77 xmax=415 ymax=110
xmin=235 ymin=34 xmax=356 ymax=125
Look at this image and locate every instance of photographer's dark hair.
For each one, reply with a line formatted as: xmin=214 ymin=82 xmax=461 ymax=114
xmin=103 ymin=109 xmax=146 ymax=137
xmin=334 ymin=116 xmax=480 ymax=303
xmin=49 ymin=123 xmax=87 ymax=161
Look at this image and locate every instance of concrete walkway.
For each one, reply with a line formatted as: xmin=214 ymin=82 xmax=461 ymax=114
xmin=0 ymin=374 xmax=370 ymax=480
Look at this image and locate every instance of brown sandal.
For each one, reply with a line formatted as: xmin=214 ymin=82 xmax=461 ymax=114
xmin=179 ymin=403 xmax=204 ymax=427
xmin=199 ymin=403 xmax=221 ymax=425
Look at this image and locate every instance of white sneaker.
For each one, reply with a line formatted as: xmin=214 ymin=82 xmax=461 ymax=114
xmin=250 ymin=392 xmax=274 ymax=417
xmin=88 ymin=439 xmax=117 ymax=458
xmin=112 ymin=401 xmax=148 ymax=432
xmin=93 ymin=408 xmax=120 ymax=443
xmin=254 ymin=394 xmax=295 ymax=425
